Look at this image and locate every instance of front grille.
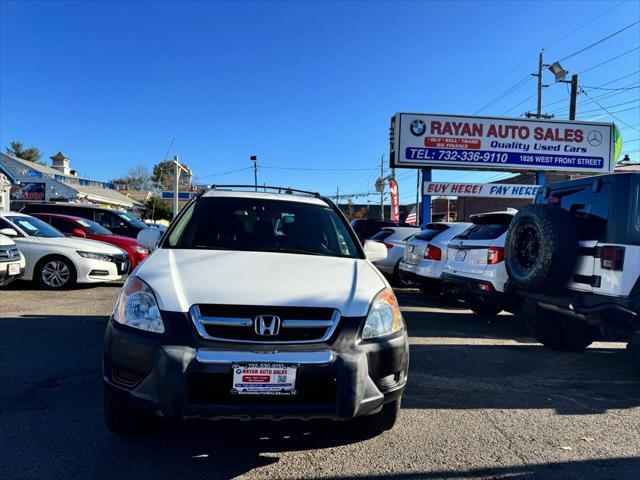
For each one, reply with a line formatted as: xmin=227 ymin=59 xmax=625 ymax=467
xmin=190 ymin=304 xmax=340 ymax=343
xmin=187 ymin=372 xmax=337 ymax=405
xmin=0 ymin=247 xmax=20 ymax=262
xmin=111 ymin=253 xmax=130 ymax=274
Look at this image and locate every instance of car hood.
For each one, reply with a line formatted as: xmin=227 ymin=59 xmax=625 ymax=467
xmin=32 ymin=235 xmax=126 ymax=254
xmin=94 ymin=233 xmax=139 ymax=247
xmin=136 ymin=249 xmax=387 ymax=315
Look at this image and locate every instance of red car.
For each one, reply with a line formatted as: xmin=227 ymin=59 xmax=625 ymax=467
xmin=32 ymin=213 xmax=149 ymax=269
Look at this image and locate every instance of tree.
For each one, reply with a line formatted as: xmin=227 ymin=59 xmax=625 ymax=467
xmin=6 ymin=141 xmax=42 ymax=164
xmin=141 ymin=195 xmax=172 ymax=221
xmin=110 ymin=164 xmax=151 ymax=191
xmin=151 ymin=160 xmax=191 ymax=190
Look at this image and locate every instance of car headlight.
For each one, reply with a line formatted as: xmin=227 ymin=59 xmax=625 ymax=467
xmin=131 ymin=246 xmax=148 ymax=255
xmin=77 ymin=251 xmax=112 ymax=262
xmin=362 ymin=287 xmax=403 ymax=339
xmin=113 ymin=276 xmax=164 ymax=334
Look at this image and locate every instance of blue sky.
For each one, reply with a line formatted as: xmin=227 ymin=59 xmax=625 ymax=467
xmin=1 ymin=0 xmax=639 ymax=205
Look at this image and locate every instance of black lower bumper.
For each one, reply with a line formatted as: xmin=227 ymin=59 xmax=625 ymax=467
xmin=0 ymin=266 xmax=24 ymax=285
xmin=441 ymin=272 xmax=517 ymax=311
xmin=103 ymin=314 xmax=409 ymax=421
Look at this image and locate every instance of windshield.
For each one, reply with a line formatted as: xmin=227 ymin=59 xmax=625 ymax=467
xmin=166 ymin=197 xmax=360 ymax=258
xmin=9 ymin=216 xmax=64 ymax=238
xmin=77 ymin=219 xmax=113 ymax=235
xmin=116 ymin=212 xmax=147 ymax=229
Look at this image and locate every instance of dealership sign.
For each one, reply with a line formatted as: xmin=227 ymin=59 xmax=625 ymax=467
xmin=10 ymin=182 xmax=46 ymax=201
xmin=390 ymin=113 xmax=616 ymax=173
xmin=424 ymin=182 xmax=541 ymax=198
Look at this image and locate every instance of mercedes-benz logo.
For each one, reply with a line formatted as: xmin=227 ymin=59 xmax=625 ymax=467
xmin=587 ymin=130 xmax=603 ymax=146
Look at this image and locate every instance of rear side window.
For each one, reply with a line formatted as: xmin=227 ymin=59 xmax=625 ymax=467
xmin=456 ymin=223 xmax=509 ymax=240
xmin=370 ymin=230 xmax=393 ymax=242
xmin=414 ymin=224 xmax=448 ymax=241
xmin=549 ymin=184 xmax=611 ymax=241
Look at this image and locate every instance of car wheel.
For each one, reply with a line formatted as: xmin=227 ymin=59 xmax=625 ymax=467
xmin=505 ymin=204 xmax=579 ymax=293
xmin=104 ymin=385 xmax=146 ymax=435
xmin=36 ymin=256 xmax=76 ymax=289
xmin=357 ymin=399 xmax=400 ymax=435
xmin=468 ymin=297 xmax=502 ymax=316
xmin=520 ymin=299 xmax=595 ymax=351
xmin=627 ymin=328 xmax=640 ymax=377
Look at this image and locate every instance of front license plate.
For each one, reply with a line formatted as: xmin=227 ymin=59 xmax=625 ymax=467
xmin=231 ymin=363 xmax=297 ymax=395
xmin=8 ymin=263 xmax=20 ymax=276
xmin=455 ymin=250 xmax=467 ymax=261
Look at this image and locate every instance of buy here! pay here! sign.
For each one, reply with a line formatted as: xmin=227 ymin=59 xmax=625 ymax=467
xmin=390 ymin=113 xmax=615 ymax=173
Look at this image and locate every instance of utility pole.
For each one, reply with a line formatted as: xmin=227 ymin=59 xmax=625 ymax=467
xmin=172 ymin=154 xmax=180 ymax=219
xmin=415 ymin=170 xmax=420 ymax=225
xmin=250 ymin=155 xmax=258 ymax=191
xmin=569 ymin=74 xmax=578 ymax=120
xmin=380 ymin=155 xmax=384 ymax=220
xmin=536 ymin=50 xmax=544 ymax=117
xmin=336 ymin=186 xmax=339 ymax=204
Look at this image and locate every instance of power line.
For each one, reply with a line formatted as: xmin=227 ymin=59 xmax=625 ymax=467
xmin=579 ymin=98 xmax=640 ymax=115
xmin=194 ymin=166 xmax=254 ymax=180
xmin=544 ymin=72 xmax=640 ymax=110
xmin=586 ymin=105 xmax=640 ymax=120
xmin=473 ymin=75 xmax=533 ymax=114
xmin=261 ymin=165 xmax=377 ymax=172
xmin=581 ymin=89 xmax=640 ymax=132
xmin=579 ymin=46 xmax=640 ymax=74
xmin=501 ymin=92 xmax=537 ymax=116
xmin=546 ymin=81 xmax=640 ymax=114
xmin=557 ymin=20 xmax=640 ymax=63
xmin=582 ymin=84 xmax=640 ymax=91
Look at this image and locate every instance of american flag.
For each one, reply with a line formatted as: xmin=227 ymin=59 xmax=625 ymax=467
xmin=405 ymin=205 xmax=417 ymax=225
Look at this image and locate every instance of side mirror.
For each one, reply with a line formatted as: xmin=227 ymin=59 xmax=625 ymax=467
xmin=137 ymin=227 xmax=162 ymax=251
xmin=0 ymin=228 xmax=18 ymax=237
xmin=364 ymin=240 xmax=388 ymax=263
xmin=71 ymin=228 xmax=87 ymax=238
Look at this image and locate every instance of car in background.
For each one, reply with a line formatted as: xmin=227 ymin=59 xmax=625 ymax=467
xmin=351 ymin=218 xmax=413 ymax=244
xmin=0 ymin=212 xmax=130 ymax=289
xmin=399 ymin=222 xmax=472 ymax=295
xmin=0 ymin=234 xmax=26 ymax=287
xmin=441 ymin=210 xmax=517 ymax=316
xmin=20 ymin=203 xmax=148 ymax=239
xmin=32 ymin=213 xmax=149 ymax=270
xmin=368 ymin=226 xmax=421 ymax=286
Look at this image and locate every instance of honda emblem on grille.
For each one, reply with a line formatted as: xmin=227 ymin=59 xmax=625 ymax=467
xmin=255 ymin=315 xmax=281 ymax=336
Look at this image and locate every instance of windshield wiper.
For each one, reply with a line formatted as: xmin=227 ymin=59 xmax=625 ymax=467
xmin=273 ymin=248 xmax=324 ymax=256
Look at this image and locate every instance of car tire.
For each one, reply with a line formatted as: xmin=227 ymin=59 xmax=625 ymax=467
xmin=627 ymin=328 xmax=640 ymax=377
xmin=468 ymin=297 xmax=502 ymax=316
xmin=357 ymin=399 xmax=400 ymax=435
xmin=35 ymin=255 xmax=77 ymax=290
xmin=104 ymin=385 xmax=146 ymax=435
xmin=505 ymin=204 xmax=578 ymax=293
xmin=520 ymin=299 xmax=595 ymax=351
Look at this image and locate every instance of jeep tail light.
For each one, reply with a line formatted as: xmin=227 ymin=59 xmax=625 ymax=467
xmin=600 ymin=245 xmax=625 ymax=271
xmin=424 ymin=244 xmax=442 ymax=261
xmin=382 ymin=242 xmax=393 ymax=250
xmin=487 ymin=246 xmax=505 ymax=265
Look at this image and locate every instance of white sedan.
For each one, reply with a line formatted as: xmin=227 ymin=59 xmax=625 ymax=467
xmin=368 ymin=226 xmax=421 ymax=286
xmin=0 ymin=212 xmax=130 ymax=289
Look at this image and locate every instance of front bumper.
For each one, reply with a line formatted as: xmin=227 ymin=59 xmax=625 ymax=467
xmin=0 ymin=263 xmax=25 ymax=285
xmin=103 ymin=312 xmax=409 ymax=421
xmin=77 ymin=257 xmax=127 ymax=283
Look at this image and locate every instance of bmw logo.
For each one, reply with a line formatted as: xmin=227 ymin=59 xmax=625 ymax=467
xmin=410 ymin=119 xmax=426 ymax=136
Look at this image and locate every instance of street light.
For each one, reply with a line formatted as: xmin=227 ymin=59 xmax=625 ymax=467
xmin=250 ymin=155 xmax=258 ymax=191
xmin=548 ymin=61 xmax=568 ymax=83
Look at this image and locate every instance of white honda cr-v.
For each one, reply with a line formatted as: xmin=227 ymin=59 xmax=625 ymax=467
xmin=102 ymin=186 xmax=409 ymax=436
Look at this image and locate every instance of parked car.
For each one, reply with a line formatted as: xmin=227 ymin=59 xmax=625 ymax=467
xmin=368 ymin=226 xmax=421 ymax=286
xmin=0 ymin=212 xmax=130 ymax=289
xmin=0 ymin=234 xmax=26 ymax=287
xmin=440 ymin=210 xmax=517 ymax=316
xmin=103 ymin=187 xmax=409 ymax=436
xmin=351 ymin=218 xmax=413 ymax=244
xmin=32 ymin=213 xmax=149 ymax=270
xmin=505 ymin=173 xmax=640 ymax=371
xmin=399 ymin=222 xmax=472 ymax=295
xmin=20 ymin=203 xmax=148 ymax=239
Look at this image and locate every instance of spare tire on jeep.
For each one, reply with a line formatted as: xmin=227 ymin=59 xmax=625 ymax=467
xmin=505 ymin=204 xmax=578 ymax=293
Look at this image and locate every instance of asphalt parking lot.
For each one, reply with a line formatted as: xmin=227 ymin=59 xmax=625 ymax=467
xmin=2 ymin=282 xmax=640 ymax=480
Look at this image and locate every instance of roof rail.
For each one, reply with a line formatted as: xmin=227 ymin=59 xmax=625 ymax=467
xmin=207 ymin=185 xmax=322 ymax=198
